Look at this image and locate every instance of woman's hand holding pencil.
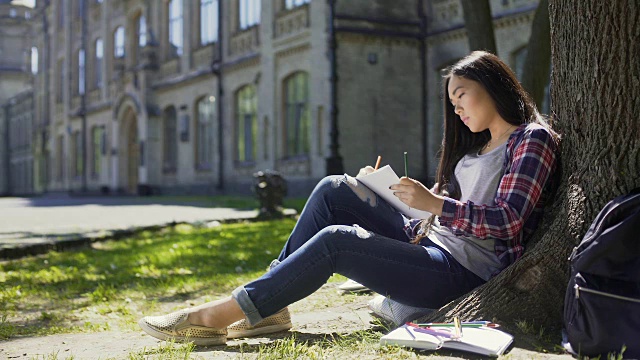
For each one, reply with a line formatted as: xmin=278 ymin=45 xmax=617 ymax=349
xmin=356 ymin=155 xmax=382 ymax=178
xmin=390 ymin=151 xmax=446 ymax=216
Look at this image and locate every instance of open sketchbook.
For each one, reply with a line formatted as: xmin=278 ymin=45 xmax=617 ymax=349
xmin=357 ymin=165 xmax=432 ymax=219
xmin=380 ymin=324 xmax=514 ymax=357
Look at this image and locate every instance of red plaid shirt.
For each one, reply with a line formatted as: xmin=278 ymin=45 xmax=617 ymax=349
xmin=408 ymin=123 xmax=558 ymax=272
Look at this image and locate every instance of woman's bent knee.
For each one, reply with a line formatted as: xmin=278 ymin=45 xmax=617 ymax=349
xmin=316 ymin=175 xmax=378 ymax=207
xmin=315 ymin=225 xmax=373 ymax=246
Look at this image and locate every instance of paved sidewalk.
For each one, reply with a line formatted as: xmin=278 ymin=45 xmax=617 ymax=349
xmin=0 ymin=195 xmax=295 ymax=259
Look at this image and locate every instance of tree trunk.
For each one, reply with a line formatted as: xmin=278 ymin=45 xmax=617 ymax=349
xmin=419 ymin=0 xmax=640 ymax=337
xmin=460 ymin=0 xmax=497 ymax=53
xmin=520 ymin=0 xmax=551 ymax=109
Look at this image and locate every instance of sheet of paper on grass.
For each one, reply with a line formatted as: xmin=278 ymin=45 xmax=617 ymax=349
xmin=357 ymin=165 xmax=433 ymax=219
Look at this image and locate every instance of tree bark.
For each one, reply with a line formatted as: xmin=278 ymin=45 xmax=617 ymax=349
xmin=418 ymin=0 xmax=640 ymax=336
xmin=460 ymin=0 xmax=497 ymax=54
xmin=520 ymin=0 xmax=551 ymax=109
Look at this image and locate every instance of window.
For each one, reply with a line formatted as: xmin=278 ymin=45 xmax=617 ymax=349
xmin=168 ymin=0 xmax=183 ymax=57
xmin=285 ymin=0 xmax=309 ymax=10
xmin=114 ymin=26 xmax=125 ymax=58
xmin=163 ymin=106 xmax=177 ymax=173
xmin=136 ymin=15 xmax=147 ymax=63
xmin=72 ymin=131 xmax=83 ymax=177
xmin=31 ymin=47 xmax=38 ymax=74
xmin=236 ymin=85 xmax=257 ymax=162
xmin=239 ymin=0 xmax=260 ymax=30
xmin=78 ymin=49 xmax=85 ymax=95
xmin=200 ymin=0 xmax=218 ymax=45
xmin=138 ymin=15 xmax=147 ymax=48
xmin=196 ymin=96 xmax=215 ymax=169
xmin=284 ymin=72 xmax=310 ymax=157
xmin=94 ymin=38 xmax=103 ymax=88
xmin=92 ymin=126 xmax=103 ymax=176
xmin=9 ymin=8 xmax=16 ymax=17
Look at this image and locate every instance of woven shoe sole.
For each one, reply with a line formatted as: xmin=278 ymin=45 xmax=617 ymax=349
xmin=138 ymin=311 xmax=227 ymax=346
xmin=227 ymin=308 xmax=292 ymax=339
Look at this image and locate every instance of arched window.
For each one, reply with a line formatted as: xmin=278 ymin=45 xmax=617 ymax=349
xmin=284 ymin=72 xmax=310 ymax=157
xmin=163 ymin=106 xmax=177 ymax=173
xmin=114 ymin=26 xmax=125 ymax=58
xmin=236 ymin=85 xmax=257 ymax=162
xmin=196 ymin=96 xmax=215 ymax=169
xmin=168 ymin=0 xmax=183 ymax=56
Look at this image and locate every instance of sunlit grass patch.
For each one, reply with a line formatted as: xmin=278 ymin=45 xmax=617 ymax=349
xmin=127 ymin=340 xmax=197 ymax=360
xmin=0 ymin=219 xmax=297 ymax=338
xmin=238 ymin=330 xmax=414 ymax=360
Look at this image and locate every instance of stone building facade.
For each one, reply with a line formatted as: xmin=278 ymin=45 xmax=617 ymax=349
xmin=4 ymin=0 xmax=545 ymax=196
xmin=0 ymin=1 xmax=36 ymax=195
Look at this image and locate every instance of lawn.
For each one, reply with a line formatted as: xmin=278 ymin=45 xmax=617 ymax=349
xmin=0 ymin=218 xmax=411 ymax=359
xmin=0 ymin=220 xmax=301 ymax=339
xmin=0 ymin=216 xmax=574 ymax=359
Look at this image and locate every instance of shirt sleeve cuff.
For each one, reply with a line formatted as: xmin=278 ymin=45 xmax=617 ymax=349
xmin=438 ymin=197 xmax=460 ymax=226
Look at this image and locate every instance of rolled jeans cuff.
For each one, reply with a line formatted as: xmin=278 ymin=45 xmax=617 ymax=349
xmin=232 ymin=286 xmax=264 ymax=326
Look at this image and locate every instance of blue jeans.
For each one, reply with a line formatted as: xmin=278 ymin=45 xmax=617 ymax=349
xmin=232 ymin=175 xmax=485 ymax=325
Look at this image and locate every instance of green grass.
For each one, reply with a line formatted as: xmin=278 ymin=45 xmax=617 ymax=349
xmin=0 ymin=215 xmax=457 ymax=359
xmin=127 ymin=340 xmax=197 ymax=360
xmin=234 ymin=331 xmax=414 ymax=360
xmin=2 ymin=217 xmax=412 ymax=359
xmin=0 ymin=219 xmax=298 ymax=339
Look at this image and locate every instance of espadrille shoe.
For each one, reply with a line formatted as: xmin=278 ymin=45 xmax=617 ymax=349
xmin=138 ymin=311 xmax=227 ymax=346
xmin=227 ymin=308 xmax=292 ymax=339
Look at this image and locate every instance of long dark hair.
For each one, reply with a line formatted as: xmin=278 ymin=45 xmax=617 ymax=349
xmin=412 ymin=51 xmax=558 ymax=244
xmin=437 ymin=50 xmax=556 ymax=199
